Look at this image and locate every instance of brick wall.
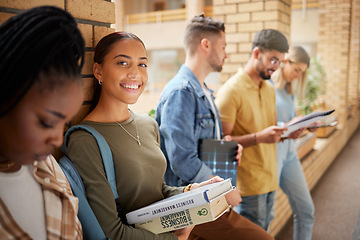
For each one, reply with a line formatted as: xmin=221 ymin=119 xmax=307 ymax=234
xmin=212 ymin=0 xmax=360 ymax=237
xmin=213 ymin=0 xmax=291 ymax=82
xmin=0 ymin=0 xmax=115 ymax=126
xmin=318 ymin=0 xmax=360 ymax=125
xmin=348 ymin=0 xmax=360 ymax=117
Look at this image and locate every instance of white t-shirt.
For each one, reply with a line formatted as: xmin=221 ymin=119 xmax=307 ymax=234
xmin=0 ymin=164 xmax=47 ymax=239
xmin=203 ymin=87 xmax=221 ymax=140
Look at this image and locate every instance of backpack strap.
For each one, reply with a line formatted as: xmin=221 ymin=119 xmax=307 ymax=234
xmin=63 ymin=124 xmax=118 ymax=199
xmin=59 ymin=156 xmax=109 ymax=240
xmin=59 ymin=124 xmax=122 ymax=240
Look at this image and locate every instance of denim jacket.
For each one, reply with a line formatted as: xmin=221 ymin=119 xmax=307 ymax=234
xmin=155 ymin=65 xmax=222 ymax=187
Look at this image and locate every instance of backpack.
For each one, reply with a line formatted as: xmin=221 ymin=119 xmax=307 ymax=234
xmin=59 ymin=124 xmax=125 ymax=240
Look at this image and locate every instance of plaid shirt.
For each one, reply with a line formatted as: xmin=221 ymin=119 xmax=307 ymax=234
xmin=0 ymin=155 xmax=82 ymax=239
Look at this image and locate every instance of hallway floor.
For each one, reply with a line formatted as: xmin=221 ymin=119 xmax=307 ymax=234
xmin=275 ymin=126 xmax=360 ymax=240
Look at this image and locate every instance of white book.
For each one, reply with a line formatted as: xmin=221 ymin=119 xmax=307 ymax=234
xmin=282 ymin=109 xmax=335 ymax=137
xmin=135 ymin=194 xmax=229 ymax=234
xmin=126 ymin=178 xmax=233 ymax=225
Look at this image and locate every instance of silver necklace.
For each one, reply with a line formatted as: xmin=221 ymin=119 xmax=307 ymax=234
xmin=98 ymin=108 xmax=141 ymax=147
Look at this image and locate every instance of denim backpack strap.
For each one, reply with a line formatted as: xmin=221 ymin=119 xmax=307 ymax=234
xmin=63 ymin=124 xmax=118 ymax=199
xmin=59 ymin=156 xmax=109 ymax=240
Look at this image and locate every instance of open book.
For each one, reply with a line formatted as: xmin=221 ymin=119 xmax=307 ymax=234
xmin=282 ymin=109 xmax=335 ymax=137
xmin=126 ymin=179 xmax=233 ymax=232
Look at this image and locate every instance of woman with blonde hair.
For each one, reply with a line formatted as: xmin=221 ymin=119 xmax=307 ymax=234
xmin=271 ymin=46 xmax=315 ymax=240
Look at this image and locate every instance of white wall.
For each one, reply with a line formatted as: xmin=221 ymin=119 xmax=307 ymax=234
xmin=125 ymin=20 xmax=187 ymax=50
xmin=291 ymin=8 xmax=319 ymax=57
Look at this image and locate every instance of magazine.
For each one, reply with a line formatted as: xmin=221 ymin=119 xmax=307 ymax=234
xmin=282 ymin=109 xmax=335 ymax=137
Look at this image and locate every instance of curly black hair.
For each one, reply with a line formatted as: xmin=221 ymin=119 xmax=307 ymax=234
xmin=252 ymin=29 xmax=289 ymax=53
xmin=0 ymin=6 xmax=85 ymax=117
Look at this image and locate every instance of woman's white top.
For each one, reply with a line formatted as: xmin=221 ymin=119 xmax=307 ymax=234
xmin=0 ymin=164 xmax=46 ymax=239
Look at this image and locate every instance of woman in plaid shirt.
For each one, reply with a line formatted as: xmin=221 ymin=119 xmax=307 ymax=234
xmin=0 ymin=6 xmax=85 ymax=239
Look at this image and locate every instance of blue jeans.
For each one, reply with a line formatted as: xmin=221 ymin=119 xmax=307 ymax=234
xmin=277 ymin=140 xmax=314 ymax=240
xmin=233 ymin=191 xmax=276 ymax=231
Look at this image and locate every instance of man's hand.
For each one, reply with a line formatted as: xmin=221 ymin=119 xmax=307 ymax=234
xmin=257 ymin=126 xmax=287 ymax=143
xmin=223 ymin=135 xmax=243 ymax=166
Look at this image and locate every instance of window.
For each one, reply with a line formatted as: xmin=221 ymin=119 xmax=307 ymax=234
xmin=153 ymin=2 xmax=165 ymax=11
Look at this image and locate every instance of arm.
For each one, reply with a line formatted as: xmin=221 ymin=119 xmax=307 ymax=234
xmin=68 ymin=132 xmax=178 ymax=240
xmin=158 ymin=90 xmax=212 ymax=184
xmin=155 ymin=118 xmax=187 ymax=197
xmin=222 ymin=122 xmax=286 ymax=148
xmin=215 ymin=82 xmax=285 ymax=147
xmin=162 ymin=182 xmax=185 ymax=198
xmin=187 ymin=176 xmax=242 ymax=207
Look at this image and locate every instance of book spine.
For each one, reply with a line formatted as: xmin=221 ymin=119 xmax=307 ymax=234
xmin=135 ymin=203 xmax=215 ymax=234
xmin=126 ymin=193 xmax=208 ymax=225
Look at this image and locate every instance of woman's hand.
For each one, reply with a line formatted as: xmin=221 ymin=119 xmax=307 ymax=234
xmin=173 ymin=225 xmax=195 ymax=240
xmin=223 ymin=135 xmax=242 ymax=166
xmin=189 ymin=176 xmax=224 ymax=191
xmin=287 ymin=128 xmax=304 ymax=139
xmin=224 ymin=188 xmax=242 ymax=207
xmin=307 ymin=121 xmax=321 ymax=132
xmin=284 ymin=116 xmax=305 ymax=139
xmin=189 ymin=176 xmax=241 ymax=208
xmin=286 ymin=115 xmax=303 ymax=126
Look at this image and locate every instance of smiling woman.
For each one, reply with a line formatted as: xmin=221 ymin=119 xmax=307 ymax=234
xmin=0 ymin=6 xmax=85 ymax=239
xmin=67 ymin=31 xmax=223 ymax=240
xmin=90 ymin=32 xmax=148 ymax=110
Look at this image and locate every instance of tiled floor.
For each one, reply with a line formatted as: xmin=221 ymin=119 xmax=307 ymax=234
xmin=276 ymin=126 xmax=360 ymax=240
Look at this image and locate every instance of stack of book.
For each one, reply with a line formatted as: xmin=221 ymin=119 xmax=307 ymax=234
xmin=126 ymin=179 xmax=233 ymax=234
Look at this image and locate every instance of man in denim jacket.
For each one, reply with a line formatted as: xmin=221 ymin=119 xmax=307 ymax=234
xmin=156 ymin=15 xmax=229 ymax=187
xmin=155 ymin=15 xmax=274 ymax=240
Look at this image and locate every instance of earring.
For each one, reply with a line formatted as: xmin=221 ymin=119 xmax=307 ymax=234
xmin=98 ymin=81 xmax=102 ymax=85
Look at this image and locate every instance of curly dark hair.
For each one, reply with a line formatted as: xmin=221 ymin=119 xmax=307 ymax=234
xmin=0 ymin=6 xmax=85 ymax=117
xmin=252 ymin=29 xmax=289 ymax=53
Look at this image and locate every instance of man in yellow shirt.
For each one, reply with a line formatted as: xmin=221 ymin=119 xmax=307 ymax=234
xmin=215 ymin=29 xmax=288 ymax=230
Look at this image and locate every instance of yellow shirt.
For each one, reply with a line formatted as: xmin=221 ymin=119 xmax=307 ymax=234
xmin=215 ymin=68 xmax=278 ymax=196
